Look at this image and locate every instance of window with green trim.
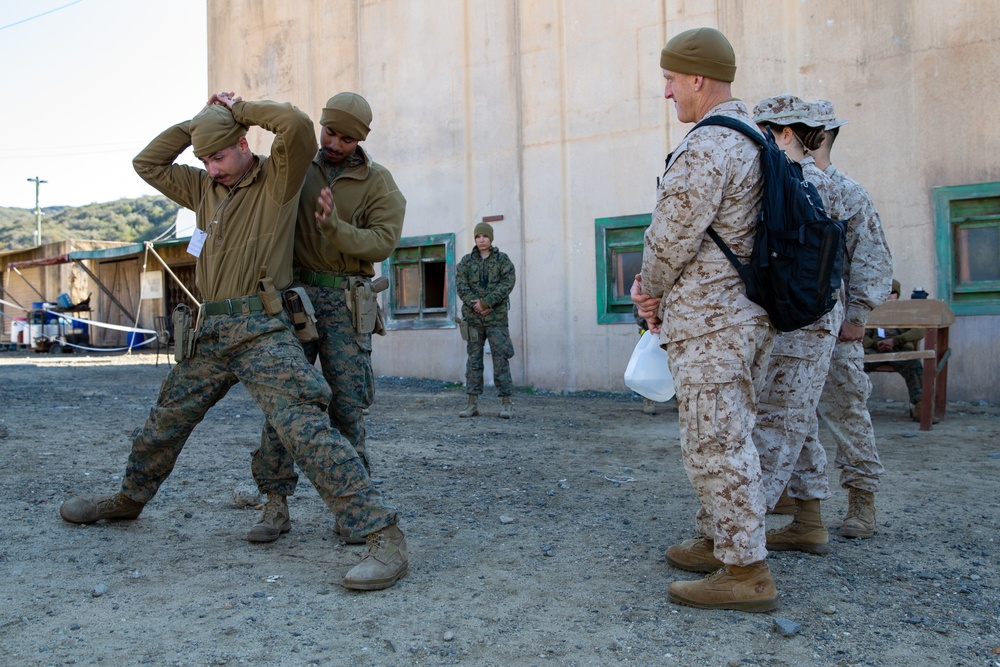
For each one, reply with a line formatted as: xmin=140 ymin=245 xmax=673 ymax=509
xmin=934 ymin=182 xmax=1000 ymax=315
xmin=382 ymin=233 xmax=457 ymax=329
xmin=595 ymin=214 xmax=650 ymax=324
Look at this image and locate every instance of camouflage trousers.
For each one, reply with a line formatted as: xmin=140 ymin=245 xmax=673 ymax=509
xmin=864 ymin=358 xmax=923 ymax=404
xmin=122 ymin=308 xmax=395 ymax=536
xmin=465 ymin=324 xmax=514 ymax=396
xmin=666 ymin=321 xmax=775 ymax=566
xmin=252 ymin=284 xmax=374 ymax=497
xmin=754 ymin=327 xmax=838 ymax=508
xmin=815 ymin=339 xmax=884 ymax=493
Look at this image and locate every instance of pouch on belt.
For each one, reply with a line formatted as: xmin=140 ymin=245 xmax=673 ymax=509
xmin=171 ymin=303 xmax=196 ymax=362
xmin=283 ymin=287 xmax=319 ymax=343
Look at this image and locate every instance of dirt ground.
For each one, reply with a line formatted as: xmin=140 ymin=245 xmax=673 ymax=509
xmin=0 ymin=350 xmax=998 ymax=667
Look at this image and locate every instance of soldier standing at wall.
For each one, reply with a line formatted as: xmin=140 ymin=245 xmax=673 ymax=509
xmin=59 ymin=93 xmax=408 ymax=591
xmin=249 ymin=92 xmax=406 ymax=546
xmin=632 ymin=28 xmax=777 ymax=612
xmin=456 ymin=222 xmax=516 ymax=418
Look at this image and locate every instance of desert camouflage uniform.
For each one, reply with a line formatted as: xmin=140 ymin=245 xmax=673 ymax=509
xmin=641 ymin=100 xmax=774 ymax=566
xmin=457 ymin=246 xmax=516 ymax=396
xmin=812 ymin=167 xmax=893 ymax=494
xmin=127 ymin=100 xmax=397 ymax=537
xmin=253 ymin=147 xmax=405 ymax=494
xmin=755 ymin=159 xmax=848 ymax=507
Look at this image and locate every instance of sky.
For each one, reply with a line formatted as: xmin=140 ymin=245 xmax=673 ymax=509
xmin=0 ymin=0 xmax=207 ymax=210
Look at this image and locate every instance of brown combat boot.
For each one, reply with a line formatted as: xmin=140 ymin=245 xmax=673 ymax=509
xmin=668 ymin=561 xmax=778 ymax=613
xmin=343 ymin=524 xmax=409 ymax=590
xmin=642 ymin=398 xmax=656 ymax=415
xmin=841 ymin=488 xmax=876 ymax=538
xmin=459 ymin=395 xmax=479 ymax=418
xmin=768 ymin=487 xmax=796 ymax=515
xmin=247 ymin=494 xmax=291 ymax=543
xmin=665 ymin=537 xmax=724 ymax=573
xmin=60 ymin=493 xmax=144 ymax=524
xmin=334 ymin=519 xmax=367 ymax=545
xmin=499 ymin=397 xmax=514 ymax=419
xmin=766 ymin=498 xmax=830 ymax=554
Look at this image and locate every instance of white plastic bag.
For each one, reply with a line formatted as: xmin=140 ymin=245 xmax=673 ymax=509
xmin=623 ymin=330 xmax=675 ymax=402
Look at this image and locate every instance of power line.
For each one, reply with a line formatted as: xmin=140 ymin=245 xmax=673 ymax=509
xmin=0 ymin=0 xmax=86 ymax=32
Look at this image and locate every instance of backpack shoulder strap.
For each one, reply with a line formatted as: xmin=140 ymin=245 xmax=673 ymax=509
xmin=693 ymin=115 xmax=766 ymax=149
xmin=690 ymin=115 xmax=764 ymax=271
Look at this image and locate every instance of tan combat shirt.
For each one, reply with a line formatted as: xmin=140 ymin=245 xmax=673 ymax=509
xmin=825 ymin=165 xmax=894 ymax=327
xmin=641 ymin=100 xmax=767 ymax=344
xmin=295 ymin=146 xmax=406 ymax=277
xmin=133 ymin=101 xmax=315 ymax=300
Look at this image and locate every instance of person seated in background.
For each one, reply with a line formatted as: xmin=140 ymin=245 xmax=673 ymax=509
xmin=863 ymin=279 xmax=925 ymax=421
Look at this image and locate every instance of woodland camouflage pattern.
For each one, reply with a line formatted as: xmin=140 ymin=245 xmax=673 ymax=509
xmin=123 ymin=311 xmax=397 ymax=536
xmin=457 ymin=245 xmax=516 ymax=396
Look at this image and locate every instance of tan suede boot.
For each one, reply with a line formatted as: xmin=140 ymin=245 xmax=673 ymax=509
xmin=665 ymin=537 xmax=724 ymax=573
xmin=766 ymin=498 xmax=830 ymax=554
xmin=60 ymin=493 xmax=144 ymax=524
xmin=841 ymin=488 xmax=876 ymax=538
xmin=459 ymin=395 xmax=479 ymax=418
xmin=768 ymin=487 xmax=796 ymax=515
xmin=247 ymin=494 xmax=291 ymax=543
xmin=668 ymin=561 xmax=778 ymax=613
xmin=343 ymin=524 xmax=409 ymax=591
xmin=499 ymin=397 xmax=514 ymax=419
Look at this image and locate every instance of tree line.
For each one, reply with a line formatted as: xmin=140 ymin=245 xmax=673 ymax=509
xmin=0 ymin=196 xmax=180 ymax=251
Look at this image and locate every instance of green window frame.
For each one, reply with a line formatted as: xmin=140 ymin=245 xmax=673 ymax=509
xmin=381 ymin=233 xmax=457 ymax=330
xmin=934 ymin=182 xmax=1000 ymax=315
xmin=595 ymin=213 xmax=650 ymax=324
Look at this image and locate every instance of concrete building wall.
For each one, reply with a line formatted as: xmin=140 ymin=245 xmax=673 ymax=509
xmin=206 ymin=0 xmax=1000 ymax=403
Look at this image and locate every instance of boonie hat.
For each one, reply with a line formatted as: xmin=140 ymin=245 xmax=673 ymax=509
xmin=805 ymin=99 xmax=850 ymax=130
xmin=752 ymin=94 xmax=825 ymax=128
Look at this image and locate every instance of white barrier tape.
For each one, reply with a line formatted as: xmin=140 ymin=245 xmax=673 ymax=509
xmin=0 ymin=298 xmax=155 ymax=335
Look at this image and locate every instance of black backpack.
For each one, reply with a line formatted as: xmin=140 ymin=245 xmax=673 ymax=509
xmin=693 ymin=115 xmax=847 ymax=332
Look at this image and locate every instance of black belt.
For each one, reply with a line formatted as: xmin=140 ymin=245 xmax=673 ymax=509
xmin=296 ymin=269 xmax=346 ymax=289
xmin=202 ymin=295 xmax=264 ymax=316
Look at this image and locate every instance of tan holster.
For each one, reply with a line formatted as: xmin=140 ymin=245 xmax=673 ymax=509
xmin=283 ymin=287 xmax=319 ymax=343
xmin=171 ymin=304 xmax=197 ymax=362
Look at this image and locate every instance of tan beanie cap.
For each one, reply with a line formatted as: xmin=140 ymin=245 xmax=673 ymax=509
xmin=189 ymin=104 xmax=247 ymax=158
xmin=320 ymin=92 xmax=372 ymax=140
xmin=473 ymin=222 xmax=494 ymax=241
xmin=659 ymin=27 xmax=736 ymax=82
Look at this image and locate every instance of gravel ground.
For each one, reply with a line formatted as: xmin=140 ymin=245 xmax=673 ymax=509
xmin=0 ymin=351 xmax=998 ymax=667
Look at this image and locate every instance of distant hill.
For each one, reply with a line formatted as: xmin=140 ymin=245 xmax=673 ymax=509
xmin=0 ymin=195 xmax=181 ymax=252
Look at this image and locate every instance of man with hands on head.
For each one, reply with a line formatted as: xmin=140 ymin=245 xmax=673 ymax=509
xmin=59 ymin=90 xmax=409 ymax=591
xmin=249 ymin=92 xmax=407 ymax=547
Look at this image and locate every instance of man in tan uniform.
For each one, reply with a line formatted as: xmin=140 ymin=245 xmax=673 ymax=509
xmin=749 ymin=94 xmax=848 ymax=556
xmin=803 ymin=101 xmax=893 ymax=539
xmin=632 ymin=28 xmax=777 ymax=613
xmin=58 ymin=93 xmax=408 ymax=591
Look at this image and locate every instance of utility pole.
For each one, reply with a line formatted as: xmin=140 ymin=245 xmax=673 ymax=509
xmin=26 ymin=176 xmax=47 ymax=246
